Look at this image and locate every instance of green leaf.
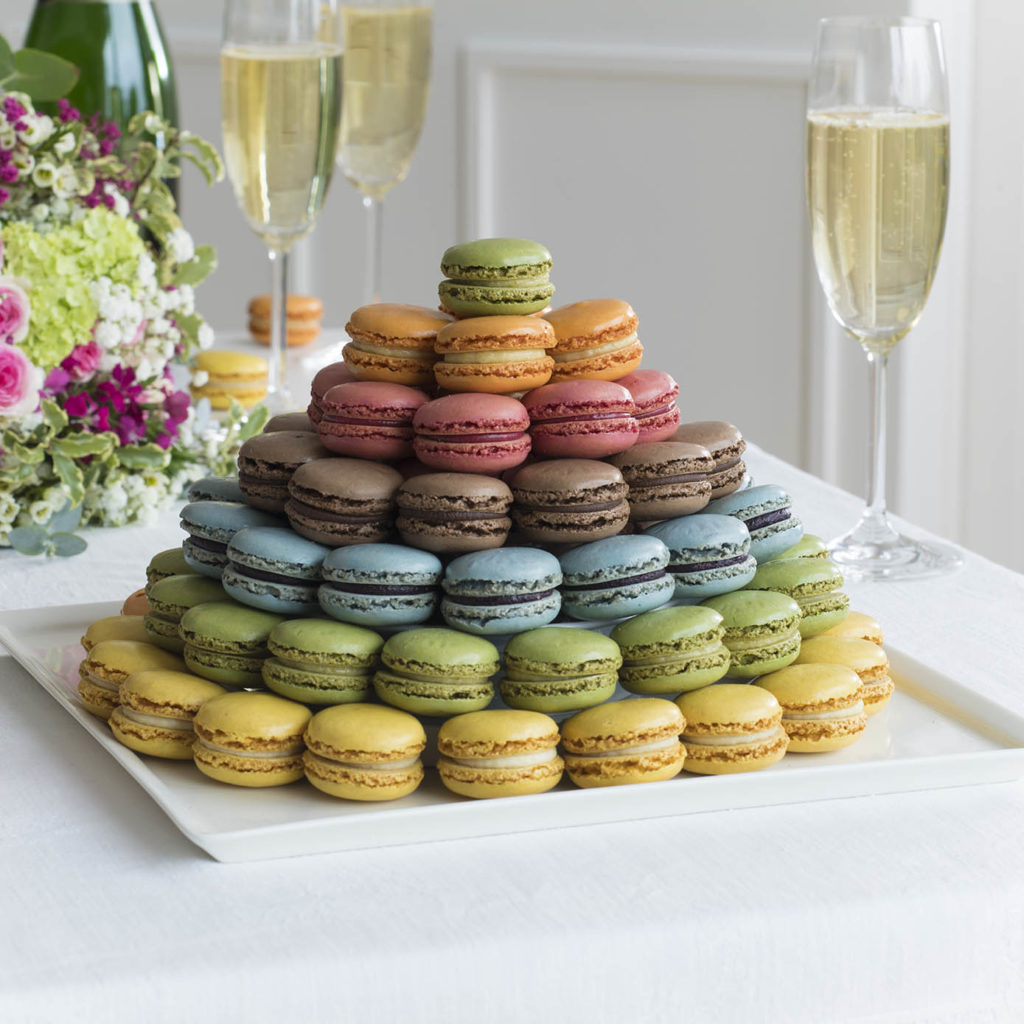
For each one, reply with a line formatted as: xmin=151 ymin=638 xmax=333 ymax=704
xmin=41 ymin=399 xmax=68 ymax=434
xmin=172 ymin=245 xmax=218 ymax=286
xmin=0 ymin=36 xmax=14 ymax=79
xmin=53 ymin=433 xmax=116 ymax=459
xmin=48 ymin=500 xmax=82 ymax=533
xmin=3 ymin=48 xmax=79 ymax=101
xmin=117 ymin=443 xmax=171 ymax=470
xmin=12 ymin=442 xmax=46 ymax=465
xmin=51 ymin=532 xmax=87 ymax=557
xmin=51 ymin=451 xmax=85 ymax=507
xmin=238 ymin=405 xmax=270 ymax=440
xmin=9 ymin=526 xmax=47 ymax=556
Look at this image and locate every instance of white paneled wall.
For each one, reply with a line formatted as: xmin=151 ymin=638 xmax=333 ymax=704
xmin=3 ymin=0 xmax=1023 ymax=572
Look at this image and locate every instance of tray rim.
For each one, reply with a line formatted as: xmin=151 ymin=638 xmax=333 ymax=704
xmin=3 ymin=600 xmax=1024 ymax=863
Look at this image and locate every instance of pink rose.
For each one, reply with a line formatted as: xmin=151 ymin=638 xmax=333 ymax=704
xmin=61 ymin=340 xmax=102 ymax=382
xmin=0 ymin=276 xmax=29 ymax=343
xmin=0 ymin=342 xmax=44 ymax=419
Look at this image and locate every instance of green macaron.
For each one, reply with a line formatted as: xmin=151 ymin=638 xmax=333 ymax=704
xmin=180 ymin=601 xmax=286 ymax=688
xmin=501 ymin=627 xmax=621 ymax=713
xmin=144 ymin=574 xmax=227 ymax=652
xmin=610 ymin=605 xmax=731 ymax=695
xmin=145 ymin=546 xmax=192 ymax=588
xmin=263 ymin=618 xmax=384 ymax=705
xmin=744 ymin=557 xmax=849 ymax=637
xmin=439 ymin=237 xmax=555 ymax=317
xmin=771 ymin=533 xmax=830 ymax=561
xmin=700 ymin=590 xmax=802 ymax=678
xmin=374 ymin=628 xmax=500 ymax=717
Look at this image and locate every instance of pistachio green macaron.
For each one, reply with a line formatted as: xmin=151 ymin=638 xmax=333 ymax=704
xmin=771 ymin=533 xmax=829 ymax=561
xmin=744 ymin=556 xmax=849 ymax=637
xmin=701 ymin=590 xmax=802 ymax=678
xmin=144 ymin=574 xmax=227 ymax=652
xmin=373 ymin=628 xmax=500 ymax=716
xmin=180 ymin=601 xmax=286 ymax=688
xmin=145 ymin=546 xmax=193 ymax=587
xmin=500 ymin=627 xmax=621 ymax=713
xmin=193 ymin=690 xmax=312 ymax=787
xmin=263 ymin=618 xmax=384 ymax=705
xmin=610 ymin=605 xmax=731 ymax=695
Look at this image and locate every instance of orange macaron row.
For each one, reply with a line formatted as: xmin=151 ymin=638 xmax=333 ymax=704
xmin=341 ymin=297 xmax=644 ymax=395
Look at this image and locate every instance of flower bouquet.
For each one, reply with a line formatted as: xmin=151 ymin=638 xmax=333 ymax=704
xmin=0 ymin=74 xmax=266 ymax=556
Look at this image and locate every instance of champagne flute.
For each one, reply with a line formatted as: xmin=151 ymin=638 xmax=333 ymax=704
xmin=336 ymin=1 xmax=432 ymax=304
xmin=806 ymin=16 xmax=961 ymax=580
xmin=221 ymin=0 xmax=342 ymax=411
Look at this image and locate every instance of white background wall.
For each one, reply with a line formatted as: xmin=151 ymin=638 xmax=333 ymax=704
xmin=4 ymin=0 xmax=1023 ymax=573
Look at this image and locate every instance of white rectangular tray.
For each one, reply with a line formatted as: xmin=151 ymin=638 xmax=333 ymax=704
xmin=4 ymin=600 xmax=1024 ymax=863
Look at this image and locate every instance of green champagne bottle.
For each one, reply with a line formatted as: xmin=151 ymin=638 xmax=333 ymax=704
xmin=24 ymin=0 xmax=179 ymax=194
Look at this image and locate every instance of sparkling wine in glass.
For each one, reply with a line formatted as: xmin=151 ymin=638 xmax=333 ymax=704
xmin=221 ymin=0 xmax=342 ymax=410
xmin=806 ymin=16 xmax=961 ymax=579
xmin=337 ymin=2 xmax=432 ymax=304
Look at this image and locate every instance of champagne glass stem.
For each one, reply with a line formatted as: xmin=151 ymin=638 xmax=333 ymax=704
xmin=864 ymin=348 xmax=890 ymax=526
xmin=363 ymin=193 xmax=383 ymax=304
xmin=267 ymin=246 xmax=291 ymax=408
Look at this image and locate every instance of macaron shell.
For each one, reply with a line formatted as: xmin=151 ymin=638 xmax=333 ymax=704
xmin=81 ymin=615 xmax=150 ymax=651
xmin=820 ymin=610 xmax=884 ymax=645
xmin=433 ymin=316 xmax=556 ymax=394
xmin=412 ymin=394 xmax=531 ymax=474
xmin=109 ymin=707 xmax=202 ymax=759
xmin=610 ymin=442 xmax=714 ymax=521
xmin=701 ymin=590 xmax=803 ymax=678
xmin=560 ymin=697 xmax=686 ymax=788
xmin=78 ymin=641 xmax=187 ymax=719
xmin=146 ymin=546 xmax=194 ymax=584
xmin=543 ymin=299 xmax=643 ymax=382
xmin=744 ymin=557 xmax=850 ymax=638
xmin=437 ymin=755 xmax=564 ymax=798
xmin=317 ymin=381 xmax=429 ymax=460
xmin=439 ymin=239 xmax=555 ymax=318
xmin=756 ymin=663 xmax=867 ymax=753
xmin=705 ymin=484 xmax=804 ymax=563
xmin=645 ymin=513 xmax=757 ymax=599
xmin=671 ymin=421 xmax=747 ymax=498
xmin=121 ymin=589 xmax=150 ymax=616
xmin=343 ymin=303 xmax=451 ymax=388
xmin=795 ymin=636 xmax=894 ymax=716
xmin=617 ymin=370 xmax=681 ymax=442
xmin=523 ymin=380 xmax=639 ymax=459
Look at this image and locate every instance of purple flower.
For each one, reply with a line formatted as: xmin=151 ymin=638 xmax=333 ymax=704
xmin=163 ymin=389 xmax=190 ymax=425
xmin=0 ymin=165 xmax=18 ymax=184
xmin=3 ymin=97 xmax=27 ymax=121
xmin=63 ymin=392 xmax=93 ymax=418
xmin=155 ymin=431 xmax=175 ymax=450
xmin=44 ymin=366 xmax=70 ymax=393
xmin=0 ymin=188 xmax=8 ymax=205
xmin=116 ymin=414 xmax=145 ymax=445
xmin=61 ymin=341 xmax=101 ymax=382
xmin=57 ymin=99 xmax=81 ymax=124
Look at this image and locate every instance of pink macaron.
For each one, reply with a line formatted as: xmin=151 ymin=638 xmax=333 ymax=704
xmin=523 ymin=379 xmax=639 ymax=458
xmin=617 ymin=370 xmax=680 ymax=443
xmin=317 ymin=381 xmax=430 ymax=460
xmin=413 ymin=393 xmax=532 ymax=474
xmin=308 ymin=362 xmax=357 ymax=424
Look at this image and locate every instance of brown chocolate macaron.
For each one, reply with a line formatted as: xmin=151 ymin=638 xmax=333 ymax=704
xmin=237 ymin=431 xmax=332 ymax=513
xmin=509 ymin=459 xmax=629 ymax=545
xmin=609 ymin=441 xmax=714 ymax=522
xmin=285 ymin=458 xmax=403 ymax=546
xmin=263 ymin=411 xmax=316 ymax=433
xmin=671 ymin=421 xmax=747 ymax=498
xmin=396 ymin=473 xmax=513 ymax=554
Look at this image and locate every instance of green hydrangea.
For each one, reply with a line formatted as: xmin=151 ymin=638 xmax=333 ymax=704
xmin=1 ymin=209 xmax=147 ymax=369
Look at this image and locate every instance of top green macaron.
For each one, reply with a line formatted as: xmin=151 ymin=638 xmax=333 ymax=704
xmin=439 ymin=238 xmax=554 ymax=317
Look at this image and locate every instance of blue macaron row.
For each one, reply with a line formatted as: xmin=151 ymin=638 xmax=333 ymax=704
xmin=180 ymin=500 xmax=283 ymax=579
xmin=704 ymin=484 xmax=803 ymax=563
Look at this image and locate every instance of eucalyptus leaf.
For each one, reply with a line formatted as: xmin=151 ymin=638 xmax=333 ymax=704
xmin=9 ymin=525 xmax=47 ymax=556
xmin=4 ymin=48 xmax=79 ymax=101
xmin=51 ymin=532 xmax=88 ymax=557
xmin=48 ymin=501 xmax=83 ymax=534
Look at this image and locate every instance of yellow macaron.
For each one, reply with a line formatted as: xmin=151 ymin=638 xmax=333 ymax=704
xmin=191 ymin=350 xmax=269 ymax=410
xmin=80 ymin=615 xmax=150 ymax=652
xmin=795 ymin=635 xmax=894 ymax=716
xmin=756 ymin=663 xmax=868 ymax=752
xmin=820 ymin=610 xmax=884 ymax=645
xmin=77 ymin=640 xmax=187 ymax=719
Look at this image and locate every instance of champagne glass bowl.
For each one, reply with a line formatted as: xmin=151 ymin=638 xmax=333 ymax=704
xmin=806 ymin=16 xmax=962 ymax=580
xmin=221 ymin=0 xmax=342 ymax=410
xmin=336 ymin=1 xmax=433 ymax=304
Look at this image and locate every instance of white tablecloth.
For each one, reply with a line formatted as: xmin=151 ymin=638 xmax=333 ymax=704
xmin=2 ymin=447 xmax=1024 ymax=1023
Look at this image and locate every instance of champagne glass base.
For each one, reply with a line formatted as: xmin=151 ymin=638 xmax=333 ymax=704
xmin=262 ymin=386 xmax=294 ymax=415
xmin=828 ymin=521 xmax=963 ymax=582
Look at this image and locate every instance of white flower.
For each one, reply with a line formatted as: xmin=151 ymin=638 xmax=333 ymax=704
xmin=0 ymin=129 xmax=14 ymax=151
xmin=0 ymin=493 xmax=18 ymax=525
xmin=191 ymin=369 xmax=209 ymax=388
xmin=167 ymin=228 xmax=195 ymax=265
xmin=31 ymin=160 xmax=56 ymax=189
xmin=52 ymin=164 xmax=80 ymax=199
xmin=19 ymin=114 xmax=55 ymax=146
xmin=31 ymin=204 xmax=48 ymax=222
xmin=12 ymin=152 xmax=35 ymax=177
xmin=93 ymin=321 xmax=121 ymax=350
xmin=50 ymin=197 xmax=70 ymax=218
xmin=137 ymin=254 xmax=156 ymax=286
xmin=28 ymin=501 xmax=52 ymax=525
xmin=144 ymin=114 xmax=162 ymax=134
xmin=52 ymin=132 xmax=76 ymax=158
xmin=197 ymin=323 xmax=214 ymax=349
xmin=102 ymin=483 xmax=128 ymax=513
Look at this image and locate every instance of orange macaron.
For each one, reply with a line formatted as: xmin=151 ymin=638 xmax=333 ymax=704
xmin=543 ymin=298 xmax=644 ymax=382
xmin=344 ymin=303 xmax=454 ymax=389
xmin=433 ymin=315 xmax=557 ymax=394
xmin=248 ymin=294 xmax=323 ymax=347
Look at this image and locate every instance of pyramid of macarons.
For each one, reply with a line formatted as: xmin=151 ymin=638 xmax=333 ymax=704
xmin=85 ymin=238 xmax=893 ymax=803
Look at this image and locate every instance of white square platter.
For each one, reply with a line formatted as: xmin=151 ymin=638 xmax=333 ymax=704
xmin=3 ymin=600 xmax=1024 ymax=863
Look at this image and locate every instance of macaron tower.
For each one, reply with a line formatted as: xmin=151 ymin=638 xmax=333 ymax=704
xmin=89 ymin=234 xmax=891 ymax=810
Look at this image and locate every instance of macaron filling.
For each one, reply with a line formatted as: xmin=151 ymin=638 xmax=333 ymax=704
xmin=724 ymin=626 xmax=800 ymax=653
xmin=668 ymin=553 xmax=750 ymax=574
xmin=744 ymin=508 xmax=791 ymax=531
xmin=348 ymin=340 xmax=432 ymax=360
xmin=82 ymin=672 xmax=120 ymax=693
xmin=533 ymin=410 xmax=631 ymax=425
xmin=444 ymin=749 xmax=558 ymax=769
xmin=443 ymin=589 xmax=557 ymax=605
xmin=553 ymin=334 xmax=638 ymax=362
xmin=306 ymin=751 xmax=421 ymax=771
xmin=563 ymin=569 xmax=669 ymax=592
xmin=783 ymin=700 xmax=864 ymax=722
xmin=228 ymin=564 xmax=318 ymax=586
xmin=271 ymin=657 xmax=370 ymax=677
xmin=682 ymin=728 xmax=780 ymax=747
xmin=119 ymin=708 xmax=193 ymax=730
xmin=418 ymin=431 xmax=525 ymax=443
xmin=567 ymin=736 xmax=680 ymax=758
xmin=444 ymin=350 xmax=549 ymax=364
xmin=195 ymin=738 xmax=305 ymax=759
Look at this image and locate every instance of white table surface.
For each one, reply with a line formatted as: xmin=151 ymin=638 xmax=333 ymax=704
xmin=2 ymin=445 xmax=1024 ymax=1024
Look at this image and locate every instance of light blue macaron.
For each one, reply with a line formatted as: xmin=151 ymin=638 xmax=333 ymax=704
xmin=441 ymin=547 xmax=562 ymax=636
xmin=319 ymin=543 xmax=444 ymax=628
xmin=645 ymin=513 xmax=757 ymax=598
xmin=222 ymin=526 xmax=332 ymax=614
xmin=558 ymin=534 xmax=674 ymax=621
xmin=186 ymin=476 xmax=245 ymax=504
xmin=704 ymin=483 xmax=803 ymax=563
xmin=179 ymin=501 xmax=283 ymax=579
